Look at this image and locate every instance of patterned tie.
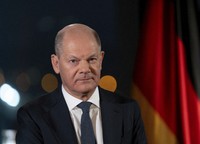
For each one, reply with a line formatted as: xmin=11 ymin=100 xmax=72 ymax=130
xmin=78 ymin=102 xmax=96 ymax=144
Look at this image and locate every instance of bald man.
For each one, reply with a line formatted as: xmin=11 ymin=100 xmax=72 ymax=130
xmin=16 ymin=24 xmax=147 ymax=144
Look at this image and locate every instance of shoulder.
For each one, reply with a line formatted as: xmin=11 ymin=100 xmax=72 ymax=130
xmin=99 ymin=87 xmax=137 ymax=104
xmin=17 ymin=88 xmax=62 ymax=115
xmin=99 ymin=87 xmax=141 ymax=119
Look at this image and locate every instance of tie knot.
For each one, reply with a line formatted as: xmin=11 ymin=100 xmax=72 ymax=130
xmin=78 ymin=102 xmax=92 ymax=113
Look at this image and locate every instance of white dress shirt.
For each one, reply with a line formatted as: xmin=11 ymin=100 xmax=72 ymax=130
xmin=62 ymin=86 xmax=104 ymax=144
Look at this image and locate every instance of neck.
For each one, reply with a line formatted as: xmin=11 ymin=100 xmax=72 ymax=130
xmin=63 ymin=86 xmax=95 ymax=101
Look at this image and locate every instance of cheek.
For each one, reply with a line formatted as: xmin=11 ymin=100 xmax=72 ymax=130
xmin=60 ymin=72 xmax=75 ymax=87
xmin=59 ymin=66 xmax=73 ymax=79
xmin=97 ymin=63 xmax=103 ymax=72
xmin=90 ymin=65 xmax=99 ymax=73
xmin=92 ymin=65 xmax=102 ymax=78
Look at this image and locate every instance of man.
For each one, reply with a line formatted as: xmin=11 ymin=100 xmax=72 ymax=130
xmin=16 ymin=23 xmax=147 ymax=144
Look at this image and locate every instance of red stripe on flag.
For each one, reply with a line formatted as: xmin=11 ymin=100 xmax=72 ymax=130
xmin=133 ymin=0 xmax=200 ymax=143
xmin=176 ymin=37 xmax=200 ymax=144
xmin=134 ymin=0 xmax=177 ymax=134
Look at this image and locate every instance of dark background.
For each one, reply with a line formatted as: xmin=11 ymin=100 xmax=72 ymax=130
xmin=0 ymin=0 xmax=142 ymax=141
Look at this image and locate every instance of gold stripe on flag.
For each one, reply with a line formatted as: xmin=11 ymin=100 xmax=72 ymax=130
xmin=132 ymin=84 xmax=178 ymax=144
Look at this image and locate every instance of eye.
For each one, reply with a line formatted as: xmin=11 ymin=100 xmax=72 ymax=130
xmin=88 ymin=57 xmax=97 ymax=63
xmin=69 ymin=59 xmax=79 ymax=65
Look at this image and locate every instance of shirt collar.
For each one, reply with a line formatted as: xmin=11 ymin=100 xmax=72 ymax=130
xmin=62 ymin=85 xmax=100 ymax=111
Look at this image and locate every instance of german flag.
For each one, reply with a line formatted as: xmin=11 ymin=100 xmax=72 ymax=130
xmin=132 ymin=0 xmax=200 ymax=143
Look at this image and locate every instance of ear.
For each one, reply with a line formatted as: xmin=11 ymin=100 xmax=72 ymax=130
xmin=51 ymin=54 xmax=60 ymax=74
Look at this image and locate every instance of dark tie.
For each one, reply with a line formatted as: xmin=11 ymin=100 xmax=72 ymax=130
xmin=78 ymin=102 xmax=96 ymax=144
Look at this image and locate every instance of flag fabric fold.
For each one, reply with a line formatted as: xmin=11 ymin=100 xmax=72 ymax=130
xmin=132 ymin=0 xmax=200 ymax=143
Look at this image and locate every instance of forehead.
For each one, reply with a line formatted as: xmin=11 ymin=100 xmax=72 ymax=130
xmin=63 ymin=27 xmax=97 ymax=43
xmin=60 ymin=35 xmax=100 ymax=58
xmin=63 ymin=29 xmax=99 ymax=49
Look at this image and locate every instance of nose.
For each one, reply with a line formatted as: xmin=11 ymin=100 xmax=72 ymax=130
xmin=79 ymin=60 xmax=91 ymax=74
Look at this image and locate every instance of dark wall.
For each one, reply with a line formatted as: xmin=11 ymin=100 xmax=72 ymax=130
xmin=0 ymin=0 xmax=141 ymax=139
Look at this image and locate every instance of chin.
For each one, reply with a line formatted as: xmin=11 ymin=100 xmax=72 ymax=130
xmin=78 ymin=85 xmax=96 ymax=93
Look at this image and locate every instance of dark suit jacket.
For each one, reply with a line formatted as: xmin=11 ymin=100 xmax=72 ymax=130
xmin=16 ymin=87 xmax=146 ymax=144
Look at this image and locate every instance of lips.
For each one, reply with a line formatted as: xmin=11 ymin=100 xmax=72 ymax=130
xmin=76 ymin=75 xmax=93 ymax=82
xmin=77 ymin=78 xmax=92 ymax=81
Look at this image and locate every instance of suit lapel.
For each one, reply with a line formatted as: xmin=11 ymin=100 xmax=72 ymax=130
xmin=42 ymin=89 xmax=78 ymax=144
xmin=41 ymin=88 xmax=123 ymax=144
xmin=100 ymin=89 xmax=123 ymax=144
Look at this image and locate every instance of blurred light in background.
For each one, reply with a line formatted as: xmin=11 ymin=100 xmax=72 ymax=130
xmin=16 ymin=72 xmax=30 ymax=92
xmin=41 ymin=73 xmax=58 ymax=93
xmin=1 ymin=129 xmax=16 ymax=144
xmin=99 ymin=75 xmax=117 ymax=92
xmin=0 ymin=84 xmax=20 ymax=107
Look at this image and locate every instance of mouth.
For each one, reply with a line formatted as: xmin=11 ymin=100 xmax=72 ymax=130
xmin=77 ymin=78 xmax=92 ymax=82
xmin=76 ymin=75 xmax=93 ymax=81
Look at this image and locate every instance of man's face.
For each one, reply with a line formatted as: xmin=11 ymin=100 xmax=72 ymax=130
xmin=51 ymin=32 xmax=104 ymax=98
